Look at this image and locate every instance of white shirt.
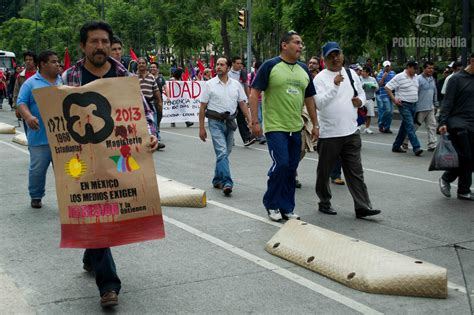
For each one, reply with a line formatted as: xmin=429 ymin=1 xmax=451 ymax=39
xmin=385 ymin=70 xmax=419 ymax=103
xmin=200 ymin=76 xmax=247 ymax=113
xmin=441 ymin=72 xmax=454 ymax=95
xmin=313 ymin=68 xmax=366 ymax=138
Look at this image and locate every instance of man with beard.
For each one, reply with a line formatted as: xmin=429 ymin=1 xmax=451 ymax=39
xmin=63 ymin=21 xmax=158 ymax=308
xmin=249 ymin=31 xmax=319 ymax=221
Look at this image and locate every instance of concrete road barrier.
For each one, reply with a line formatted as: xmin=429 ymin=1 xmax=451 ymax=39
xmin=0 ymin=122 xmax=16 ymax=134
xmin=157 ymin=175 xmax=206 ymax=208
xmin=12 ymin=133 xmax=28 ymax=146
xmin=265 ymin=220 xmax=448 ymax=298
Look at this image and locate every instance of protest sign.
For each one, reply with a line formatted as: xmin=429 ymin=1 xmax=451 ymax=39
xmin=161 ymin=80 xmax=203 ymax=123
xmin=33 ymin=77 xmax=164 ymax=248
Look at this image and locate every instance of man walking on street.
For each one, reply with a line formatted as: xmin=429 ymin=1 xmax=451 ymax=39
xmin=376 ymin=61 xmax=396 ymax=133
xmin=16 ymin=50 xmax=62 ymax=209
xmin=199 ymin=57 xmax=250 ymax=196
xmin=249 ymin=31 xmax=319 ymax=221
xmin=313 ymin=41 xmax=381 ymax=219
xmin=229 ymin=56 xmax=256 ymax=146
xmin=402 ymin=61 xmax=438 ymax=151
xmin=137 ymin=57 xmax=165 ymax=150
xmin=438 ymin=53 xmax=474 ymax=201
xmin=385 ymin=61 xmax=423 ymax=156
xmin=14 ymin=51 xmax=37 ymax=134
xmin=63 ymin=21 xmax=158 ymax=308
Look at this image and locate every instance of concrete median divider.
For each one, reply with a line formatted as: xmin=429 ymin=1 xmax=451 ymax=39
xmin=12 ymin=133 xmax=28 ymax=146
xmin=156 ymin=175 xmax=206 ymax=208
xmin=265 ymin=220 xmax=448 ymax=298
xmin=0 ymin=122 xmax=16 ymax=134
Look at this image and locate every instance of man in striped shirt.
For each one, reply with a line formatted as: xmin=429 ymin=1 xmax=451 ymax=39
xmin=385 ymin=61 xmax=423 ymax=156
xmin=137 ymin=57 xmax=165 ymax=150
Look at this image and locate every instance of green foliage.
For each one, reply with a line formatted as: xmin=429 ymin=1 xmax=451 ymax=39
xmin=0 ymin=0 xmax=469 ymax=67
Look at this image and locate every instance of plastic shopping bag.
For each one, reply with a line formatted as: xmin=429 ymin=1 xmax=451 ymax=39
xmin=428 ymin=134 xmax=459 ymax=171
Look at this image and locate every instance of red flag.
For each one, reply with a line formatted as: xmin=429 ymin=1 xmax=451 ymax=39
xmin=182 ymin=67 xmax=190 ymax=81
xmin=64 ymin=47 xmax=71 ymax=70
xmin=209 ymin=56 xmax=215 ymax=77
xmin=130 ymin=48 xmax=138 ymax=61
xmin=197 ymin=59 xmax=205 ymax=74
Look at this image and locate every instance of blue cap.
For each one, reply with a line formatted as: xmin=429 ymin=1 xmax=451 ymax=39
xmin=322 ymin=42 xmax=341 ymax=57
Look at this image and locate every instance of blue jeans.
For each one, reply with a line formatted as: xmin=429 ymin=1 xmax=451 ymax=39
xmin=208 ymin=119 xmax=234 ymax=188
xmin=376 ymin=95 xmax=393 ymax=130
xmin=392 ymin=102 xmax=421 ymax=152
xmin=153 ymin=111 xmax=161 ymax=141
xmin=263 ymin=131 xmax=301 ymax=213
xmin=83 ymin=248 xmax=121 ymax=296
xmin=28 ymin=145 xmax=52 ymax=199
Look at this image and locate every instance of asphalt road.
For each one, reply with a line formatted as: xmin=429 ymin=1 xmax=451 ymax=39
xmin=0 ymin=103 xmax=473 ymax=314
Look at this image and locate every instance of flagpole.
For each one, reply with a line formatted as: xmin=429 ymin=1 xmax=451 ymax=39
xmin=246 ymin=0 xmax=252 ymax=73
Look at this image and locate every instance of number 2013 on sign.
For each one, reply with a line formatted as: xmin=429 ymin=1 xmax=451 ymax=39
xmin=115 ymin=107 xmax=141 ymax=122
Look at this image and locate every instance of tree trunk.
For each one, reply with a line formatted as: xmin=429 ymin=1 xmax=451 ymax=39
xmin=220 ymin=12 xmax=231 ymax=57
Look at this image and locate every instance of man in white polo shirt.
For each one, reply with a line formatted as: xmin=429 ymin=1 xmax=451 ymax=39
xmin=385 ymin=61 xmax=423 ymax=156
xmin=199 ymin=56 xmax=251 ymax=196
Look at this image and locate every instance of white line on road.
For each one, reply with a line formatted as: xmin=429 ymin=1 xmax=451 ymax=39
xmin=164 ymin=215 xmax=383 ymax=315
xmin=161 ymin=130 xmax=452 ymax=186
xmin=0 ymin=140 xmax=29 ymax=154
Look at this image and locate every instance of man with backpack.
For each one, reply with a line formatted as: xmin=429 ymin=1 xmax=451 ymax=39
xmin=313 ymin=41 xmax=381 ymax=219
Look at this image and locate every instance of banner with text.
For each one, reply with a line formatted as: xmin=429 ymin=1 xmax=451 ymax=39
xmin=162 ymin=80 xmax=204 ymax=123
xmin=33 ymin=77 xmax=165 ymax=248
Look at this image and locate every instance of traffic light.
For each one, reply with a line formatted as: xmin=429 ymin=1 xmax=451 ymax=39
xmin=238 ymin=9 xmax=246 ymax=29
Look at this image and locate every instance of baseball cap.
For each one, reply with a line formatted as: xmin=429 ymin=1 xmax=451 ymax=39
xmin=382 ymin=60 xmax=391 ymax=67
xmin=322 ymin=42 xmax=341 ymax=58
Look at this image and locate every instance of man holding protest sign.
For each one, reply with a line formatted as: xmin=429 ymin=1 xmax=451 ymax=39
xmin=17 ymin=50 xmax=62 ymax=209
xmin=62 ymin=21 xmax=158 ymax=308
xmin=199 ymin=56 xmax=251 ymax=196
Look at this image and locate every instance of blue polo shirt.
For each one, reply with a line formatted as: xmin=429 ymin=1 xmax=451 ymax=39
xmin=376 ymin=70 xmax=396 ymax=99
xmin=17 ymin=72 xmax=62 ymax=146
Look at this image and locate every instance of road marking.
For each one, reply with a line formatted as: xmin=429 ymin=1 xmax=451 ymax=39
xmin=0 ymin=140 xmax=29 ymax=154
xmin=161 ymin=130 xmax=453 ymax=186
xmin=164 ymin=215 xmax=383 ymax=315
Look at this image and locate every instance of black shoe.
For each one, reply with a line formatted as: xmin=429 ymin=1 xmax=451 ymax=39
xmin=355 ymin=208 xmax=381 ymax=218
xmin=157 ymin=143 xmax=166 ymax=150
xmin=100 ymin=290 xmax=118 ymax=308
xmin=378 ymin=127 xmax=385 ymax=133
xmin=295 ymin=179 xmax=302 ymax=189
xmin=414 ymin=149 xmax=423 ymax=156
xmin=457 ymin=193 xmax=474 ymax=201
xmin=427 ymin=147 xmax=436 ymax=152
xmin=83 ymin=263 xmax=93 ymax=273
xmin=319 ymin=207 xmax=337 ymax=215
xmin=185 ymin=122 xmax=194 ymax=127
xmin=384 ymin=129 xmax=393 ymax=134
xmin=392 ymin=147 xmax=407 ymax=153
xmin=243 ymin=137 xmax=256 ymax=147
xmin=31 ymin=199 xmax=42 ymax=208
xmin=439 ymin=178 xmax=451 ymax=198
xmin=223 ymin=186 xmax=232 ymax=196
xmin=213 ymin=183 xmax=223 ymax=189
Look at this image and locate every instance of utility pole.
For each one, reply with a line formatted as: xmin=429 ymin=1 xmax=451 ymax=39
xmin=461 ymin=0 xmax=470 ymax=66
xmin=246 ymin=0 xmax=252 ymax=73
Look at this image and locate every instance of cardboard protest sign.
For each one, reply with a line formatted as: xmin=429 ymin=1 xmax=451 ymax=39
xmin=33 ymin=77 xmax=164 ymax=248
xmin=161 ymin=80 xmax=203 ymax=123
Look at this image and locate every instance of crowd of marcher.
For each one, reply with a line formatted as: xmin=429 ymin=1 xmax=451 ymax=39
xmin=1 ymin=22 xmax=473 ymax=309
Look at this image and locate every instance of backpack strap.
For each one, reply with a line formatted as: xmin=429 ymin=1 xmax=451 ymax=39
xmin=345 ymin=68 xmax=358 ymax=97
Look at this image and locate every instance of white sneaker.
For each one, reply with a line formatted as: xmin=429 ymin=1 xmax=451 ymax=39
xmin=282 ymin=211 xmax=300 ymax=220
xmin=364 ymin=128 xmax=374 ymax=134
xmin=267 ymin=209 xmax=282 ymax=221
